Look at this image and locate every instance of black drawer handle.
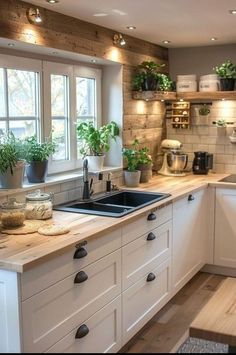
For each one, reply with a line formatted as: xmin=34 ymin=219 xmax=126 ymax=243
xmin=147 ymin=272 xmax=156 ymax=282
xmin=147 ymin=213 xmax=157 ymax=221
xmin=75 ymin=324 xmax=89 ymax=339
xmin=74 ymin=271 xmax=88 ymax=284
xmin=188 ymin=194 xmax=195 ymax=201
xmin=74 ymin=247 xmax=88 ymax=259
xmin=147 ymin=232 xmax=156 ymax=241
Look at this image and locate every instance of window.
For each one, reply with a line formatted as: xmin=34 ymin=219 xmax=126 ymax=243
xmin=0 ymin=68 xmax=40 ymax=138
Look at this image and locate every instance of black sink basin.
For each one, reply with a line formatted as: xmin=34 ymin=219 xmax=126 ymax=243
xmin=54 ymin=190 xmax=171 ymax=218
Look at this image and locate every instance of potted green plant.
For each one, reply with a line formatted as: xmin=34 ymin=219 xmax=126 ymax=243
xmin=77 ymin=121 xmax=119 ymax=171
xmin=24 ymin=136 xmax=56 ymax=183
xmin=213 ymin=60 xmax=236 ymax=91
xmin=0 ymin=131 xmax=26 ymax=189
xmin=132 ymin=61 xmax=166 ymax=91
xmin=199 ymin=104 xmax=211 ymax=116
xmin=196 ymin=104 xmax=211 ymax=125
xmin=135 ymin=141 xmax=153 ymax=183
xmin=122 ymin=139 xmax=141 ymax=187
xmin=157 ymin=73 xmax=175 ymax=92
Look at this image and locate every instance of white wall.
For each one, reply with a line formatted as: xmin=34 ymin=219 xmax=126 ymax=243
xmin=169 ymin=44 xmax=236 ymax=80
xmin=102 ymin=65 xmax=123 ymax=168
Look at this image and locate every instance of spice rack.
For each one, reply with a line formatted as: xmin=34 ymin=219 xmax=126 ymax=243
xmin=171 ymin=101 xmax=190 ymax=129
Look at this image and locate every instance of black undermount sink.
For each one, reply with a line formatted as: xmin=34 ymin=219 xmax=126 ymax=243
xmin=54 ymin=190 xmax=171 ymax=218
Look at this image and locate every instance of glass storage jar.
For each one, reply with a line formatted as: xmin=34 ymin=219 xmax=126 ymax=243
xmin=0 ymin=198 xmax=26 ymax=228
xmin=25 ymin=189 xmax=53 ymax=220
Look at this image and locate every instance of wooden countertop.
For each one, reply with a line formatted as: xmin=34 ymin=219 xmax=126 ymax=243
xmin=0 ymin=173 xmax=232 ymax=273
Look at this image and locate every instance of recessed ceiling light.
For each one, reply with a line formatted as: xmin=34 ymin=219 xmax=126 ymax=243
xmin=127 ymin=26 xmax=136 ymax=30
xmin=229 ymin=10 xmax=236 ymax=14
xmin=8 ymin=43 xmax=15 ymax=47
xmin=211 ymin=37 xmax=218 ymax=41
xmin=93 ymin=13 xmax=108 ymax=17
xmin=162 ymin=40 xmax=171 ymax=44
xmin=46 ymin=0 xmax=59 ymax=3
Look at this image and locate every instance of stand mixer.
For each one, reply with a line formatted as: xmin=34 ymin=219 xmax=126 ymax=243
xmin=158 ymin=139 xmax=188 ymax=177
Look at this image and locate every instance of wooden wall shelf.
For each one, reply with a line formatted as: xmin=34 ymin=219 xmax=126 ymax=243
xmin=132 ymin=91 xmax=236 ymax=102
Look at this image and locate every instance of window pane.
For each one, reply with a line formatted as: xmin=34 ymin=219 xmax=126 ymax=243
xmin=51 ymin=75 xmax=67 ymax=117
xmin=0 ymin=121 xmax=6 ymax=135
xmin=52 ymin=119 xmax=67 ymax=161
xmin=76 ymin=77 xmax=95 ymax=118
xmin=9 ymin=120 xmax=36 ymax=138
xmin=8 ymin=69 xmax=37 ymax=117
xmin=0 ymin=69 xmax=6 ymax=117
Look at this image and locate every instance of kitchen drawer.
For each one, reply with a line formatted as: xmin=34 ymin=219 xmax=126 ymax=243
xmin=21 ymin=228 xmax=121 ymax=301
xmin=122 ymin=204 xmax=172 ymax=245
xmin=46 ymin=296 xmax=122 ymax=353
xmin=122 ymin=259 xmax=171 ymax=344
xmin=22 ymin=250 xmax=121 ymax=353
xmin=122 ymin=221 xmax=172 ymax=290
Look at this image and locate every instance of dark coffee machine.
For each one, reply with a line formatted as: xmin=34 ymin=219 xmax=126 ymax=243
xmin=193 ymin=151 xmax=213 ymax=175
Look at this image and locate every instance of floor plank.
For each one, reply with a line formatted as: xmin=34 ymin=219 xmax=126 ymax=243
xmin=121 ymin=272 xmax=226 ymax=353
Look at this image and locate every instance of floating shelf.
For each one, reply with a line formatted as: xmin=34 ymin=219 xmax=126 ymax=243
xmin=132 ymin=91 xmax=236 ymax=102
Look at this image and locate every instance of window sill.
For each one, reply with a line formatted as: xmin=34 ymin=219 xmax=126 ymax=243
xmin=0 ymin=166 xmax=123 ymax=197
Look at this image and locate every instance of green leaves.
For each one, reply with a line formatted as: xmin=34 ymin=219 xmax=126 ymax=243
xmin=122 ymin=139 xmax=153 ymax=171
xmin=214 ymin=60 xmax=236 ymax=78
xmin=0 ymin=131 xmax=24 ymax=174
xmin=24 ymin=135 xmax=56 ymax=162
xmin=76 ymin=121 xmax=120 ymax=156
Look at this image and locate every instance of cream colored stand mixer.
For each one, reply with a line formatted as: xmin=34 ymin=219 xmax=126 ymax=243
xmin=158 ymin=139 xmax=188 ymax=177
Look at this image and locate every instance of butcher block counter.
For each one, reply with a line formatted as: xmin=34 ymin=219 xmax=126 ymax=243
xmin=0 ymin=173 xmax=231 ymax=273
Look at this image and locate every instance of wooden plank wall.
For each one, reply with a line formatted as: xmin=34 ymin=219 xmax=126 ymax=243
xmin=0 ymin=0 xmax=169 ymax=170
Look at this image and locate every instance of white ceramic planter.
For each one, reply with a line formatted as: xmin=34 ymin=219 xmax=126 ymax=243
xmin=86 ymin=155 xmax=105 ymax=171
xmin=124 ymin=170 xmax=141 ymax=187
xmin=0 ymin=160 xmax=25 ymax=189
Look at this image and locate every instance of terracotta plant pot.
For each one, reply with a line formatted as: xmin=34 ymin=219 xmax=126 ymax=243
xmin=26 ymin=160 xmax=49 ymax=183
xmin=137 ymin=163 xmax=153 ymax=183
xmin=124 ymin=170 xmax=141 ymax=187
xmin=0 ymin=160 xmax=25 ymax=189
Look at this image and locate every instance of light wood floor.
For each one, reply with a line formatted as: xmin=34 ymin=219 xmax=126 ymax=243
xmin=121 ymin=272 xmax=226 ymax=353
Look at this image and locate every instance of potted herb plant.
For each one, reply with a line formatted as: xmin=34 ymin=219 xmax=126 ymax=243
xmin=122 ymin=140 xmax=141 ymax=187
xmin=137 ymin=146 xmax=153 ymax=183
xmin=0 ymin=131 xmax=26 ymax=189
xmin=215 ymin=118 xmax=227 ymax=136
xmin=132 ymin=61 xmax=166 ymax=91
xmin=24 ymin=136 xmax=56 ymax=183
xmin=196 ymin=104 xmax=211 ymax=125
xmin=77 ymin=121 xmax=119 ymax=171
xmin=213 ymin=60 xmax=236 ymax=91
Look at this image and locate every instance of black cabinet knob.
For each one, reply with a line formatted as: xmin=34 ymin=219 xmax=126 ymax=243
xmin=75 ymin=324 xmax=89 ymax=339
xmin=147 ymin=213 xmax=157 ymax=221
xmin=74 ymin=247 xmax=88 ymax=259
xmin=147 ymin=232 xmax=156 ymax=241
xmin=147 ymin=272 xmax=156 ymax=282
xmin=188 ymin=194 xmax=195 ymax=201
xmin=74 ymin=271 xmax=88 ymax=284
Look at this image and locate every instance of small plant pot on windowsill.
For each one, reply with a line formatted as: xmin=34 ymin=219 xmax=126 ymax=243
xmin=124 ymin=170 xmax=141 ymax=187
xmin=0 ymin=160 xmax=25 ymax=189
xmin=86 ymin=155 xmax=105 ymax=171
xmin=26 ymin=160 xmax=49 ymax=183
xmin=137 ymin=163 xmax=153 ymax=183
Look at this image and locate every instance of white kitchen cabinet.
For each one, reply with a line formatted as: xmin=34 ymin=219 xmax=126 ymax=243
xmin=172 ymin=189 xmax=208 ymax=294
xmin=215 ymin=188 xmax=236 ymax=268
xmin=122 ymin=259 xmax=171 ymax=344
xmin=46 ymin=296 xmax=122 ymax=354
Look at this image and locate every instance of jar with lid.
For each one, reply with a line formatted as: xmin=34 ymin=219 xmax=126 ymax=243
xmin=25 ymin=189 xmax=53 ymax=220
xmin=0 ymin=198 xmax=26 ymax=228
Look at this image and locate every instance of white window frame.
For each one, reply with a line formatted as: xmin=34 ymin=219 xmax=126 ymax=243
xmin=74 ymin=65 xmax=102 ymax=169
xmin=0 ymin=54 xmax=42 ymax=139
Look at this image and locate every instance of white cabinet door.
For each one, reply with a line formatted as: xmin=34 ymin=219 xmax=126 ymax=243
xmin=46 ymin=296 xmax=122 ymax=354
xmin=172 ymin=189 xmax=208 ymax=294
xmin=215 ymin=188 xmax=236 ymax=268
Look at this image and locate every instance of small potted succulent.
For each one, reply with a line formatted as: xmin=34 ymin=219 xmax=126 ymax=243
xmin=77 ymin=121 xmax=119 ymax=171
xmin=132 ymin=61 xmax=166 ymax=91
xmin=213 ymin=60 xmax=236 ymax=91
xmin=0 ymin=131 xmax=26 ymax=189
xmin=122 ymin=140 xmax=141 ymax=187
xmin=215 ymin=118 xmax=227 ymax=136
xmin=24 ymin=135 xmax=56 ymax=183
xmin=196 ymin=104 xmax=211 ymax=125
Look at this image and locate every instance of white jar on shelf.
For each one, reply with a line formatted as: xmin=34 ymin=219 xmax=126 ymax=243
xmin=177 ymin=74 xmax=197 ymax=92
xmin=199 ymin=74 xmax=220 ymax=92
